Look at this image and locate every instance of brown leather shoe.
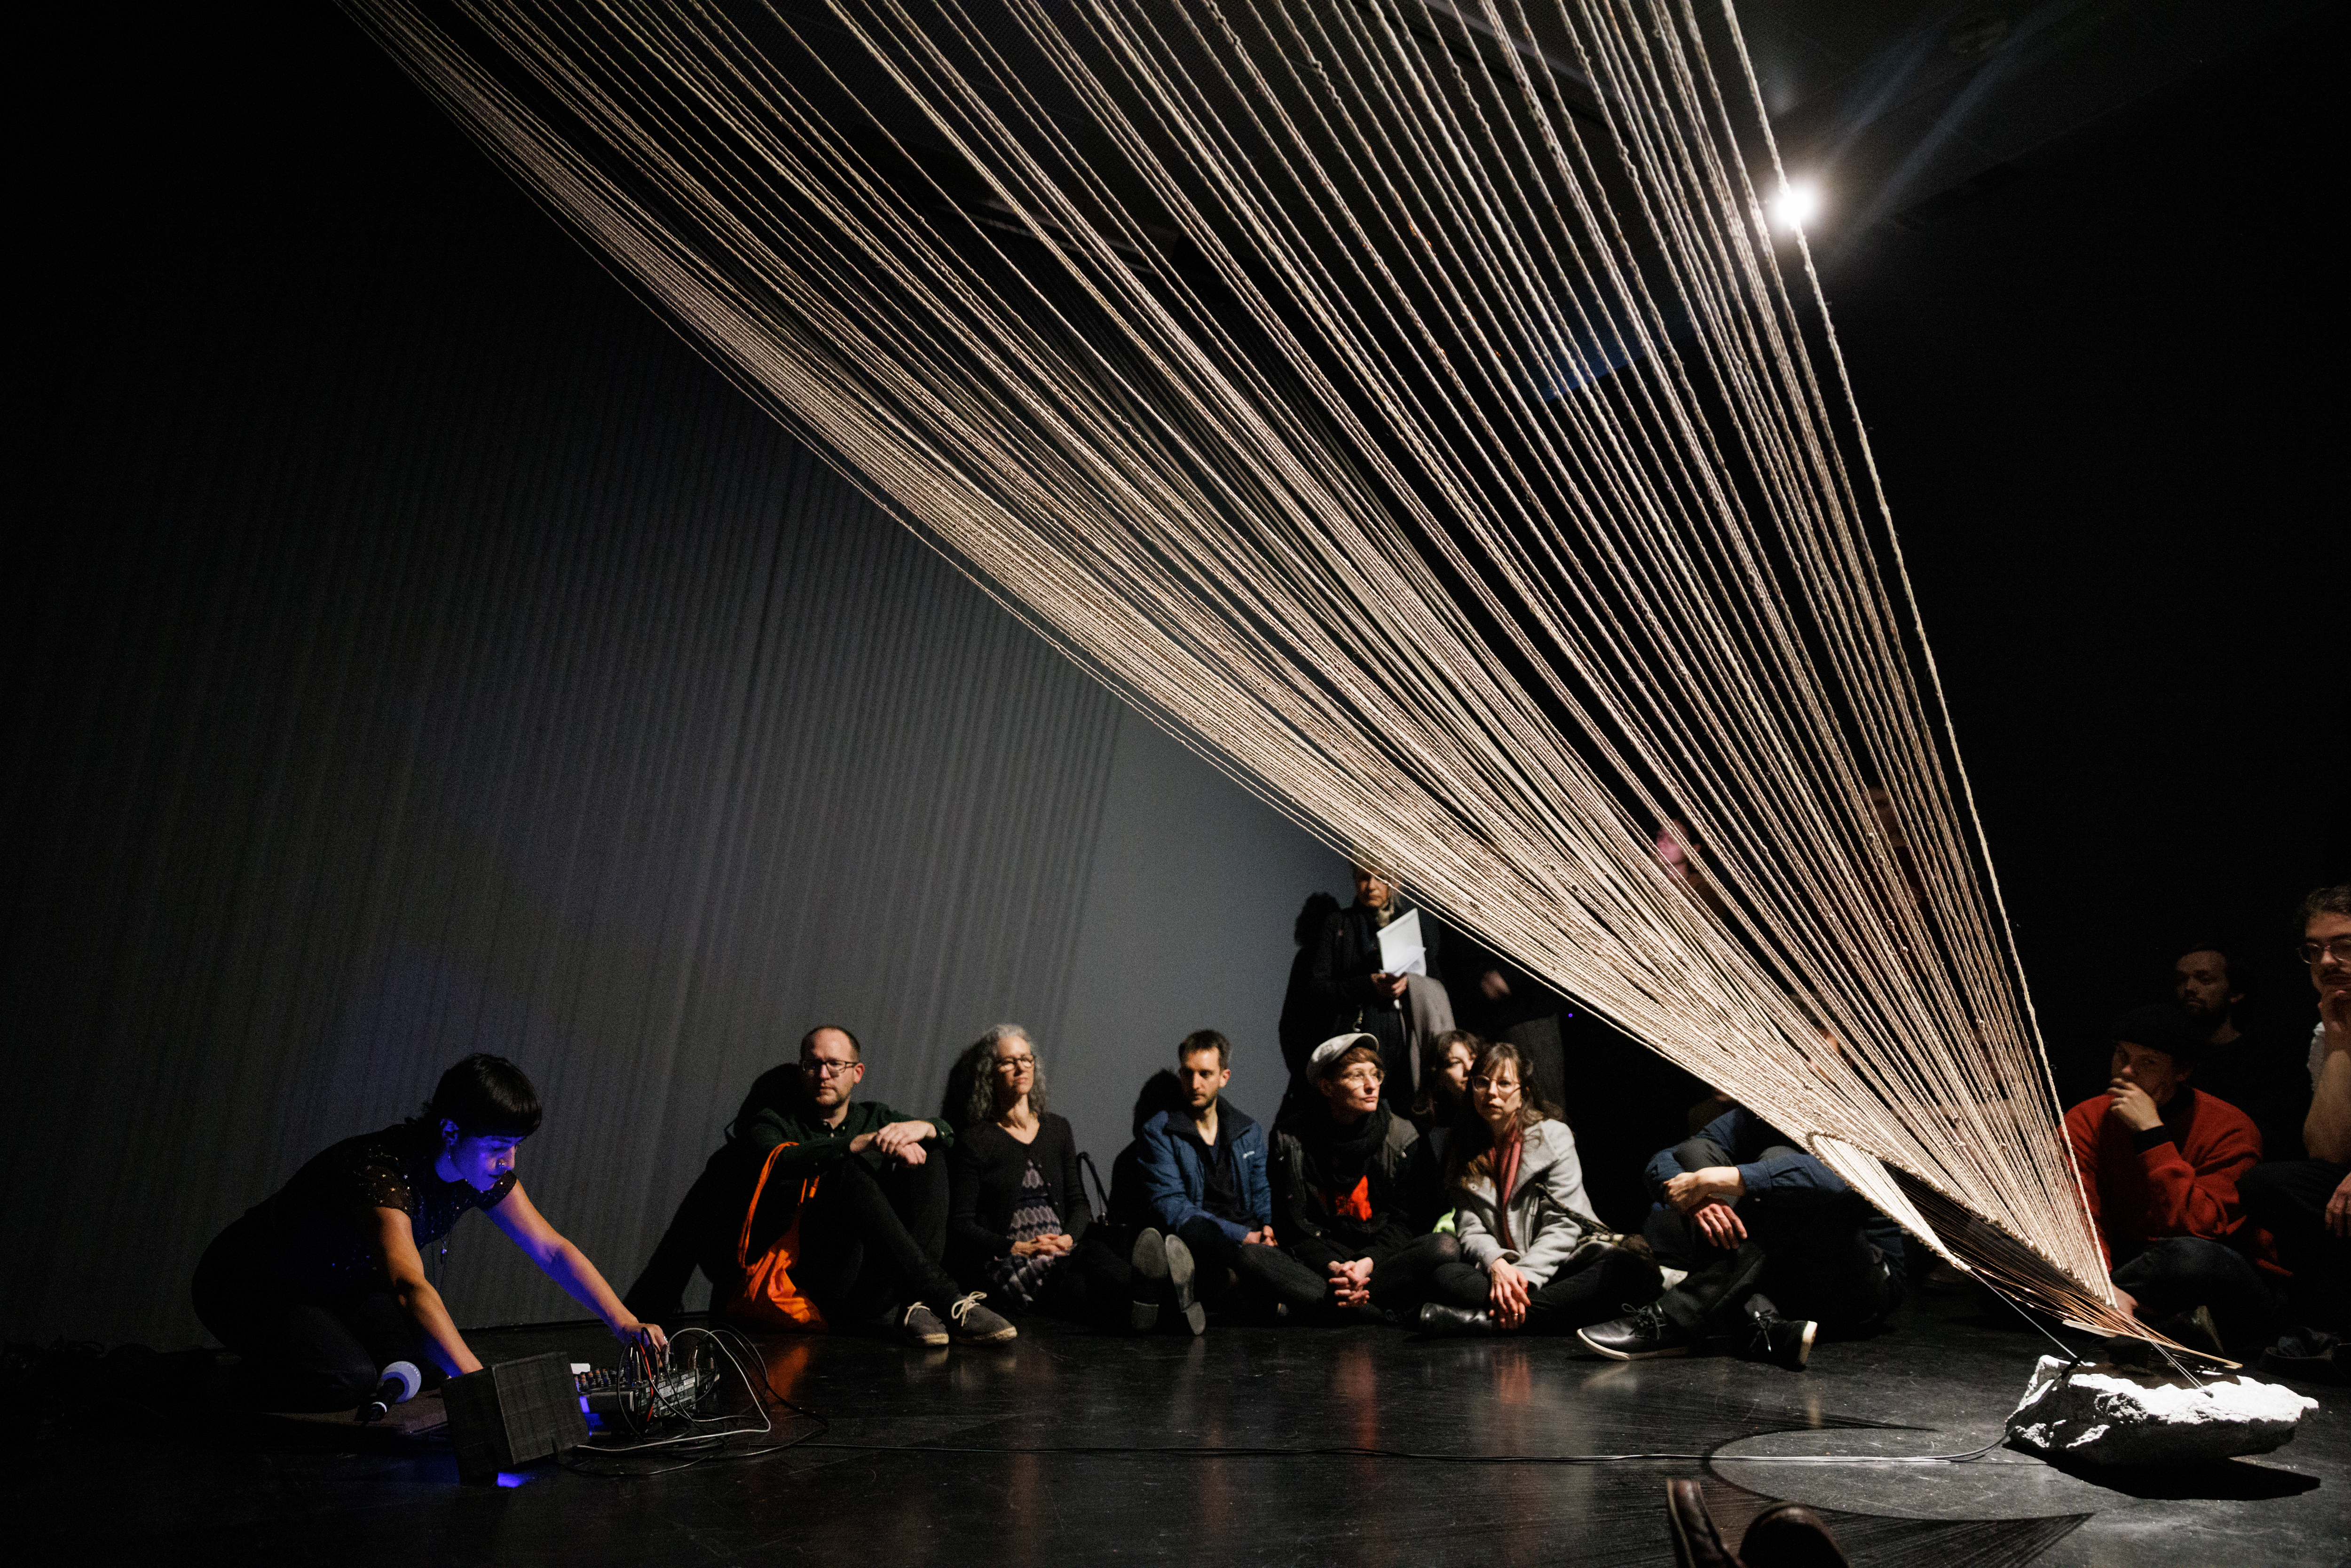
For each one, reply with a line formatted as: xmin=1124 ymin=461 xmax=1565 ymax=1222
xmin=1665 ymin=1480 xmax=1739 ymax=1568
xmin=1740 ymin=1503 xmax=1849 ymax=1568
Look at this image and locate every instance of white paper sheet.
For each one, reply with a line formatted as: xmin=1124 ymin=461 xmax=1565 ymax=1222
xmin=1376 ymin=908 xmax=1427 ymax=977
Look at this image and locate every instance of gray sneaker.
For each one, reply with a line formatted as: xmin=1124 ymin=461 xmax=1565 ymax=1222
xmin=1129 ymin=1228 xmax=1168 ymax=1332
xmin=900 ymin=1301 xmax=950 ymax=1347
xmin=946 ymin=1292 xmax=1018 ymax=1344
xmin=1163 ymin=1233 xmax=1206 ymax=1336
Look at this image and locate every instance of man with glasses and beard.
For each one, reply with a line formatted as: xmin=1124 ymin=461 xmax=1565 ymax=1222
xmin=627 ymin=1025 xmax=1015 ymax=1346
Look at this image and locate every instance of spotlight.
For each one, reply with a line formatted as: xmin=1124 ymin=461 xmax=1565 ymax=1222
xmin=1768 ymin=179 xmax=1821 ymax=233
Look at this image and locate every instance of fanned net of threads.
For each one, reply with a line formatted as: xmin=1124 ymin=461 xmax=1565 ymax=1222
xmin=342 ymin=0 xmax=2147 ymax=1339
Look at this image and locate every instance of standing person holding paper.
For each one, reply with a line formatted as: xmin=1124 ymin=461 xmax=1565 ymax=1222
xmin=1304 ymin=864 xmax=1455 ymax=1118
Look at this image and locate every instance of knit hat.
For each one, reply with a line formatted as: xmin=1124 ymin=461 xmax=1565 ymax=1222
xmin=2109 ymin=1003 xmax=2202 ymax=1065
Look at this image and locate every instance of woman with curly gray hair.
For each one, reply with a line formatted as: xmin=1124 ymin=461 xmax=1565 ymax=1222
xmin=946 ymin=1025 xmax=1135 ymax=1324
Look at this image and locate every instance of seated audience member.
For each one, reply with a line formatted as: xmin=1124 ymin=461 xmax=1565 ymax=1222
xmin=632 ymin=1025 xmax=1015 ymax=1347
xmin=2064 ymin=1003 xmax=2278 ymax=1352
xmin=1410 ymin=1029 xmax=1481 ymax=1160
xmin=1132 ymin=1031 xmax=1327 ymax=1326
xmin=1580 ymin=1098 xmax=1906 ymax=1368
xmin=1303 ymin=865 xmax=1455 ymax=1118
xmin=946 ymin=1025 xmax=1133 ymax=1325
xmin=1272 ymin=1034 xmax=1454 ymax=1317
xmin=1416 ymin=1041 xmax=1658 ymax=1336
xmin=2243 ymin=887 xmax=2351 ymax=1344
xmin=193 ymin=1055 xmax=662 ymax=1411
xmin=1445 ymin=931 xmax=1570 ymax=1112
xmin=2175 ymin=941 xmax=2308 ymax=1161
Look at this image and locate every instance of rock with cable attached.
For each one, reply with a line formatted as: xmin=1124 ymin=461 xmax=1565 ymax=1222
xmin=2004 ymin=1354 xmax=2315 ymax=1467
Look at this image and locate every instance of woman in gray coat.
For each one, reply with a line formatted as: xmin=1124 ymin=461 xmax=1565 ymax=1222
xmin=1416 ymin=1041 xmax=1661 ymax=1335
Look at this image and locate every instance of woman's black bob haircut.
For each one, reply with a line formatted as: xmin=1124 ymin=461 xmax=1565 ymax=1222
xmin=420 ymin=1054 xmax=544 ymax=1139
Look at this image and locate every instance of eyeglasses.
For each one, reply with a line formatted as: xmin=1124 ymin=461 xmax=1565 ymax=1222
xmin=1470 ymin=1076 xmax=1521 ymax=1095
xmin=800 ymin=1058 xmax=860 ymax=1078
xmin=993 ymin=1055 xmax=1037 ymax=1072
xmin=2299 ymin=938 xmax=2351 ymax=965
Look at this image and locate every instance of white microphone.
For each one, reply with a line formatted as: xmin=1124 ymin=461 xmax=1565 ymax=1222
xmin=356 ymin=1360 xmax=424 ymax=1424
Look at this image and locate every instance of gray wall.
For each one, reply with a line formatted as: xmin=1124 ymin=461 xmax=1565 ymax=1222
xmin=1057 ymin=721 xmax=1345 ymax=1171
xmin=6 ymin=13 xmax=1344 ymax=1347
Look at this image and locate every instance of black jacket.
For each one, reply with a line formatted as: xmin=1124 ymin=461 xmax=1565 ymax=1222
xmin=1270 ymin=1103 xmax=1436 ymax=1270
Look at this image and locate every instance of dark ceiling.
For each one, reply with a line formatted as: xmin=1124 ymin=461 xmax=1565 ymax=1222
xmin=1716 ymin=0 xmax=2318 ymax=235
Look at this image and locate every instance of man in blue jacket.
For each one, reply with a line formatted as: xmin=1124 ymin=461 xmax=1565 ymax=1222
xmin=1128 ymin=1031 xmax=1327 ymax=1330
xmin=1579 ymin=1103 xmax=1906 ymax=1369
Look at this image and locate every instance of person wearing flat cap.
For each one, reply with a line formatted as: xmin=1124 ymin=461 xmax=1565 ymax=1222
xmin=2063 ymin=1001 xmax=2282 ymax=1355
xmin=1268 ymin=1033 xmax=1453 ymax=1317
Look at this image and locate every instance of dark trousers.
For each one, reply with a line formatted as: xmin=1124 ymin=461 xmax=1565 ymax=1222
xmin=1175 ymin=1217 xmax=1331 ymax=1311
xmin=627 ymin=1149 xmax=750 ymax=1316
xmin=2112 ymin=1236 xmax=2279 ymax=1348
xmin=1286 ymin=1230 xmax=1461 ymax=1313
xmin=1643 ymin=1132 xmax=1896 ymax=1335
xmin=2241 ymin=1159 xmax=2350 ymax=1330
xmin=191 ymin=1222 xmax=442 ymax=1411
xmin=1644 ymin=1195 xmax=1894 ymax=1335
xmin=1430 ymin=1243 xmax=1659 ymax=1332
xmin=629 ymin=1144 xmax=955 ymax=1323
xmin=786 ymin=1154 xmax=961 ymax=1327
xmin=989 ymin=1229 xmax=1136 ymax=1327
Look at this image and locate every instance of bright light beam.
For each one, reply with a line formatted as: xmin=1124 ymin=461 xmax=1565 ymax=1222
xmin=1768 ymin=178 xmax=1822 ymax=233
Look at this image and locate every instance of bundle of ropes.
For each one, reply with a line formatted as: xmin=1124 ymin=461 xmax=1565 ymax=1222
xmin=343 ymin=0 xmax=2133 ymax=1335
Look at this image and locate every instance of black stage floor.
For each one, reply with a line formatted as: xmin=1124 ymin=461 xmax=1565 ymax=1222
xmin=13 ymin=1287 xmax=2344 ymax=1566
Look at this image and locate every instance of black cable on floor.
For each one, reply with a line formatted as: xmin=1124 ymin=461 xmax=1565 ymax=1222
xmin=787 ymin=1433 xmax=2009 ymax=1466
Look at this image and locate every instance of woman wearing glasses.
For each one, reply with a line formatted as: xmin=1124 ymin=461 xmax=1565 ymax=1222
xmin=946 ymin=1025 xmax=1136 ymax=1325
xmin=1416 ymin=1040 xmax=1661 ymax=1335
xmin=1270 ymin=1033 xmax=1454 ymax=1317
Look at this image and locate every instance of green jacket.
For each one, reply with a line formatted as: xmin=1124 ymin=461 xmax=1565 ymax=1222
xmin=737 ymin=1099 xmax=953 ymax=1180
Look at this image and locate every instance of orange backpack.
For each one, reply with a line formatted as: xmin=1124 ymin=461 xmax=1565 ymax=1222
xmin=723 ymin=1142 xmax=828 ymax=1332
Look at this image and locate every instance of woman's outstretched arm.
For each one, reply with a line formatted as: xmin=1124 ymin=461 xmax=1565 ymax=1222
xmin=487 ymin=1181 xmax=668 ymax=1353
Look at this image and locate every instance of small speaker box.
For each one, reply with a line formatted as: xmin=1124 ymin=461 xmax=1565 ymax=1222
xmin=442 ymin=1352 xmax=590 ymax=1482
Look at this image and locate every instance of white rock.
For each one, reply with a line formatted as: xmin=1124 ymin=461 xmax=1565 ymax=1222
xmin=2005 ymin=1354 xmax=2317 ymax=1467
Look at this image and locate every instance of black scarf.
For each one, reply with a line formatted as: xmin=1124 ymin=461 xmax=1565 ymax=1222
xmin=1313 ymin=1102 xmax=1390 ymax=1180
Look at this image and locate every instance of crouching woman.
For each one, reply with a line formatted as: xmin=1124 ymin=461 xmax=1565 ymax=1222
xmin=192 ymin=1054 xmax=663 ymax=1409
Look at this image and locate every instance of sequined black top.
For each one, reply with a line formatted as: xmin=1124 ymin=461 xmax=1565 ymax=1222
xmin=231 ymin=1123 xmax=518 ymax=1302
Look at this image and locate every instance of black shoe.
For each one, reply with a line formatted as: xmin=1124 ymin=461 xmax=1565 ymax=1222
xmin=1129 ymin=1228 xmax=1168 ymax=1332
xmin=2261 ymin=1327 xmax=2344 ymax=1385
xmin=1737 ymin=1294 xmax=1816 ymax=1371
xmin=1163 ymin=1233 xmax=1206 ymax=1336
xmin=1579 ymin=1303 xmax=1694 ymax=1360
xmin=1416 ymin=1301 xmax=1503 ymax=1337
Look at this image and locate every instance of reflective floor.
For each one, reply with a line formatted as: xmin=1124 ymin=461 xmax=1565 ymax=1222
xmin=15 ymin=1287 xmax=2343 ymax=1565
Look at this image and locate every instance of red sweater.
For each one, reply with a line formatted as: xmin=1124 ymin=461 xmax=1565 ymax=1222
xmin=2063 ymin=1087 xmax=2280 ymax=1276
